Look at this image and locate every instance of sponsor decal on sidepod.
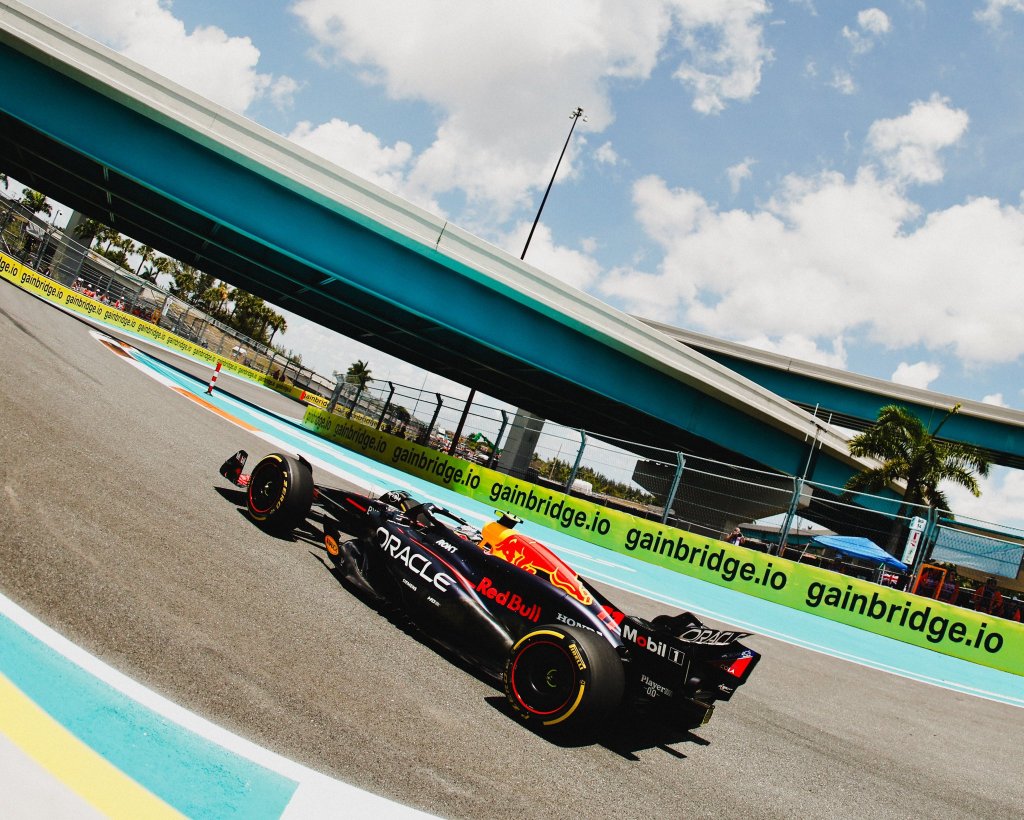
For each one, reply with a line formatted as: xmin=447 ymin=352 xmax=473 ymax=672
xmin=376 ymin=527 xmax=454 ymax=593
xmin=476 ymin=577 xmax=542 ymax=623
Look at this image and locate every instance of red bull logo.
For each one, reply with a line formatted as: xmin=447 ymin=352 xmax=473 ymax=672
xmin=476 ymin=577 xmax=541 ymax=622
xmin=486 ymin=528 xmax=593 ymax=606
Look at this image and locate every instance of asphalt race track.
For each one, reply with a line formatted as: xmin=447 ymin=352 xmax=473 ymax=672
xmin=2 ymin=278 xmax=1022 ymax=819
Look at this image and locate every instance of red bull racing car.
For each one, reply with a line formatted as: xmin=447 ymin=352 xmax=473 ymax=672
xmin=221 ymin=450 xmax=760 ymax=738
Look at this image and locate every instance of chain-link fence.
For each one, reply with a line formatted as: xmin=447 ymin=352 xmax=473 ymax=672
xmin=933 ymin=516 xmax=1024 ymax=578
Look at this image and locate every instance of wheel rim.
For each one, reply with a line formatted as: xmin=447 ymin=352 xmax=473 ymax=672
xmin=509 ymin=640 xmax=579 ymax=716
xmin=248 ymin=463 xmax=284 ymax=514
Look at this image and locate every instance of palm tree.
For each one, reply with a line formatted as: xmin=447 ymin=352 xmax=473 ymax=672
xmin=344 ymin=359 xmax=373 ymax=418
xmin=135 ymin=244 xmax=155 ymax=276
xmin=200 ymin=281 xmax=230 ymax=319
xmin=191 ymin=272 xmax=217 ymax=309
xmin=169 ymin=264 xmax=201 ymax=302
xmin=267 ymin=313 xmax=287 ymax=345
xmin=73 ymin=218 xmax=104 ymax=249
xmin=229 ymin=290 xmax=266 ymax=338
xmin=92 ymin=224 xmax=120 ymax=252
xmin=141 ymin=255 xmax=176 ymax=284
xmin=392 ymin=405 xmax=411 ymax=436
xmin=19 ymin=188 xmax=51 ymax=217
xmin=213 ymin=281 xmax=231 ymax=318
xmin=844 ymin=403 xmax=990 ymax=544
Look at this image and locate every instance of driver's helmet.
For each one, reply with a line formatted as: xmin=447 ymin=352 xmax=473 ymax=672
xmin=379 ymin=489 xmax=412 ymax=510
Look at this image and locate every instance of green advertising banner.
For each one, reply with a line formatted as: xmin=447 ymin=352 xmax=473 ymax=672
xmin=302 ymin=406 xmax=1024 ymax=677
xmin=0 ymin=251 xmax=327 ymax=407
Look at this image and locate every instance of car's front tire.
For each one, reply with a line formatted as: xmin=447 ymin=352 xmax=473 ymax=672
xmin=246 ymin=452 xmax=313 ymax=532
xmin=503 ymin=624 xmax=624 ymax=736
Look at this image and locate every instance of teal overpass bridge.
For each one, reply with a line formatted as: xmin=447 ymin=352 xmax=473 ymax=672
xmin=3 ymin=2 xmax=1023 ymax=537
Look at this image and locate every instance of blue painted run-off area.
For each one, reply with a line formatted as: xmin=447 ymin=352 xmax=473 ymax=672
xmin=0 ymin=610 xmax=298 ymax=819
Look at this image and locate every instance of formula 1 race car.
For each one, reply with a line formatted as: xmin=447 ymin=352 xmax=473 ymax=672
xmin=220 ymin=450 xmax=761 ymax=737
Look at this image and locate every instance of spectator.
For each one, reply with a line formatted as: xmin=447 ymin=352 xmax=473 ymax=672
xmin=726 ymin=527 xmax=745 ymax=546
xmin=937 ymin=571 xmax=960 ymax=604
xmin=972 ymin=578 xmax=1004 ymax=617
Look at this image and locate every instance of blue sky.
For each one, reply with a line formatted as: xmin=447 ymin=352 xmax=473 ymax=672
xmin=20 ymin=0 xmax=1024 ymax=525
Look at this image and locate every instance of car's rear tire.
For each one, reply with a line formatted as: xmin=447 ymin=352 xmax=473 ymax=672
xmin=503 ymin=624 xmax=624 ymax=736
xmin=246 ymin=453 xmax=313 ymax=532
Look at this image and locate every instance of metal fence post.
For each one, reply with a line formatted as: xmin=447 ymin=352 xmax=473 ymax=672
xmin=660 ymin=452 xmax=686 ymax=524
xmin=449 ymin=388 xmax=475 ymax=456
xmin=565 ymin=430 xmax=587 ymax=493
xmin=778 ymin=477 xmax=803 ymax=554
xmin=376 ymin=382 xmax=395 ymax=430
xmin=327 ymin=379 xmax=344 ymax=414
xmin=910 ymin=506 xmax=941 ymax=579
xmin=420 ymin=393 xmax=443 ymax=445
xmin=488 ymin=410 xmax=509 ymax=469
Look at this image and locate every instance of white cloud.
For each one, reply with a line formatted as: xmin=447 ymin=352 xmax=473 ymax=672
xmin=26 ymin=0 xmax=293 ymax=114
xmin=285 ymin=119 xmax=435 ymax=208
xmin=945 ymin=467 xmax=1024 ymax=530
xmin=858 ymin=8 xmax=892 ymax=35
xmin=499 ymin=222 xmax=601 ymax=291
xmin=727 ymin=158 xmax=756 ymax=194
xmin=738 ymin=333 xmax=848 ymax=369
xmin=290 ymin=0 xmax=772 ymax=217
xmin=669 ymin=0 xmax=774 ymax=115
xmin=789 ymin=0 xmax=818 ymax=14
xmin=982 ymin=393 xmax=1009 ymax=407
xmin=975 ymin=0 xmax=1024 ymax=26
xmin=269 ymin=76 xmax=302 ymax=110
xmin=594 ymin=142 xmax=620 ymax=165
xmin=842 ymin=8 xmax=891 ymax=55
xmin=891 ymin=361 xmax=940 ymax=389
xmin=830 ymin=69 xmax=856 ymax=95
xmin=866 ymin=94 xmax=969 ymax=185
xmin=597 ymin=97 xmax=1024 ymax=367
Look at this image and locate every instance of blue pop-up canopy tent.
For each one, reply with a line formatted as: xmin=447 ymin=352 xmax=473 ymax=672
xmin=809 ymin=535 xmax=908 ymax=571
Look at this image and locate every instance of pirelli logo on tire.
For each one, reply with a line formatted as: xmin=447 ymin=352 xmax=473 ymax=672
xmin=569 ymin=642 xmax=587 ymax=671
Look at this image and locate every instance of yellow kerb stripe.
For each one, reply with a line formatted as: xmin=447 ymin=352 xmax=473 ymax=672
xmin=0 ymin=672 xmax=185 ymax=819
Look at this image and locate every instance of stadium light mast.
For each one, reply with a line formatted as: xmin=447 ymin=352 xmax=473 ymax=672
xmin=520 ymin=106 xmax=585 ymax=260
xmin=448 ymin=106 xmax=586 ymax=457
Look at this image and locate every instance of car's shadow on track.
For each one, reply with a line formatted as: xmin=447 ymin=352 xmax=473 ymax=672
xmin=480 ymin=696 xmax=712 ymax=758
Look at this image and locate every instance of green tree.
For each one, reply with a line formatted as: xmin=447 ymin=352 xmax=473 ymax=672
xmin=266 ymin=312 xmax=287 ymax=345
xmin=191 ymin=272 xmax=217 ymax=309
xmin=140 ymin=255 xmax=176 ymax=284
xmin=344 ymin=360 xmax=373 ymax=418
xmin=392 ymin=405 xmax=411 ymax=436
xmin=97 ymin=234 xmax=136 ymax=269
xmin=169 ymin=264 xmax=201 ymax=303
xmin=230 ymin=291 xmax=269 ymax=339
xmin=134 ymin=244 xmax=155 ymax=276
xmin=92 ymin=224 xmax=120 ymax=253
xmin=73 ymin=218 xmax=104 ymax=249
xmin=345 ymin=359 xmax=372 ymax=389
xmin=19 ymin=188 xmax=51 ymax=217
xmin=200 ymin=280 xmax=231 ymax=319
xmin=844 ymin=403 xmax=990 ymax=518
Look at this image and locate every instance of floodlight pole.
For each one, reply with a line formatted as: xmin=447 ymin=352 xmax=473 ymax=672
xmin=448 ymin=107 xmax=585 ymax=457
xmin=521 ymin=106 xmax=585 ymax=261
